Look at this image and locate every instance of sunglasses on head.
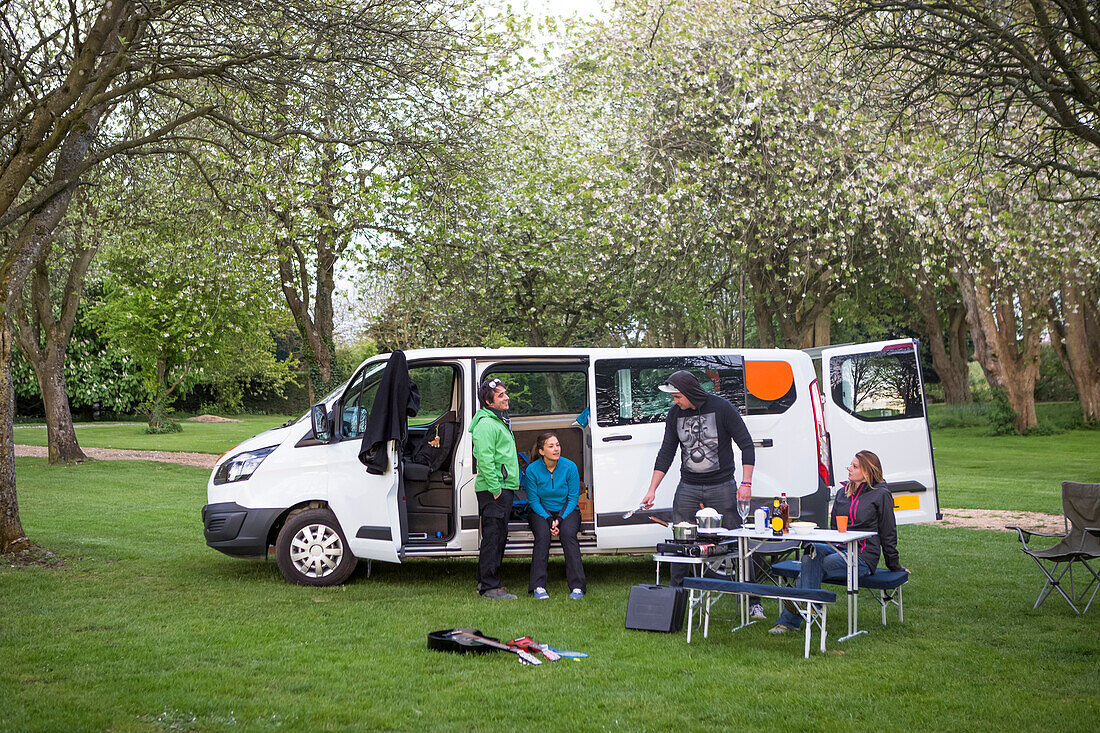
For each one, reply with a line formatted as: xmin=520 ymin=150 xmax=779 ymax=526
xmin=484 ymin=378 xmax=503 ymax=390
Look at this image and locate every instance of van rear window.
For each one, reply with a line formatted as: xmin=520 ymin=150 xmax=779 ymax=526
xmin=594 ymin=356 xmax=747 ymax=427
xmin=745 ymin=360 xmax=796 ymax=415
xmin=830 ymin=349 xmax=924 ymax=421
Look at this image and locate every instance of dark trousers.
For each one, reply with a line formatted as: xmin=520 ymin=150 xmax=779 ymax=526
xmin=476 ymin=489 xmax=513 ymax=593
xmin=528 ymin=509 xmax=585 ymax=593
xmin=670 ymin=480 xmax=761 ymax=601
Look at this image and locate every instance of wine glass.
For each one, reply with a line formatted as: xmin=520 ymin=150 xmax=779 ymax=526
xmin=737 ymin=498 xmax=751 ymax=527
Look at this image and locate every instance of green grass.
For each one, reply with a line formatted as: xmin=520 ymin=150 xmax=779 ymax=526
xmin=932 ymin=427 xmax=1100 ymax=513
xmin=13 ymin=414 xmax=296 ymax=454
xmin=3 ymin=447 xmax=1100 ymax=731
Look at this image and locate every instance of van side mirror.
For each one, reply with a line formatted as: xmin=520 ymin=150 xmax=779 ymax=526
xmin=311 ymin=403 xmax=332 ymax=442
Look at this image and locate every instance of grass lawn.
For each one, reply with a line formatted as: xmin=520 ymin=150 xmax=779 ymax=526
xmin=931 ymin=427 xmax=1100 ymax=513
xmin=3 ymin=438 xmax=1099 ymax=731
xmin=13 ymin=414 xmax=296 ymax=455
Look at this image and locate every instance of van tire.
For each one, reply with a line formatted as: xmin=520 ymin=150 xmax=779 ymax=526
xmin=275 ymin=508 xmax=358 ymax=586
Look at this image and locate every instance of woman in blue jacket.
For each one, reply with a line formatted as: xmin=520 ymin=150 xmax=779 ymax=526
xmin=526 ymin=432 xmax=586 ymax=599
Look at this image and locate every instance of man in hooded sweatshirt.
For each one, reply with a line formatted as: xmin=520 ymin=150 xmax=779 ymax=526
xmin=469 ymin=377 xmax=520 ymax=599
xmin=638 ymin=370 xmax=765 ymax=618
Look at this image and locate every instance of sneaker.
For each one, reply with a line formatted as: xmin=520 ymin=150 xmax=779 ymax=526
xmin=533 ymin=587 xmax=549 ymax=600
xmin=749 ymin=603 xmax=766 ymax=620
xmin=768 ymin=623 xmax=795 ymax=634
xmin=569 ymin=588 xmax=585 ymax=599
xmin=482 ymin=588 xmax=517 ymax=599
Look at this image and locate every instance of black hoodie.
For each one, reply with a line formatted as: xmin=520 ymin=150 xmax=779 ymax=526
xmin=358 ymin=351 xmax=421 ymax=474
xmin=654 ymin=372 xmax=755 ymax=485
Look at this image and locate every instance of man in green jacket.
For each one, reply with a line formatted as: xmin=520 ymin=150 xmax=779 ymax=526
xmin=470 ymin=377 xmax=520 ymax=599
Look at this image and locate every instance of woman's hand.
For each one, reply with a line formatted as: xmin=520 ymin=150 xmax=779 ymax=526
xmin=551 ymin=518 xmax=560 ymax=536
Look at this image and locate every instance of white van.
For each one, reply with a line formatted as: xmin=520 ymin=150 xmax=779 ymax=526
xmin=202 ymin=340 xmax=940 ymax=585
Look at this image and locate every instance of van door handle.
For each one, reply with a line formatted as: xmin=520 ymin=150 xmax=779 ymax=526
xmin=753 ymin=439 xmax=773 ymax=447
xmin=602 ymin=435 xmax=633 ymax=442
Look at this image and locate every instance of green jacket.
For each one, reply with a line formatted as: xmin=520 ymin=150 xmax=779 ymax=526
xmin=469 ymin=407 xmax=520 ymax=496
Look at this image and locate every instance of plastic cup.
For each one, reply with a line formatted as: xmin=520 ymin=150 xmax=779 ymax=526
xmin=836 ymin=515 xmax=848 ymax=533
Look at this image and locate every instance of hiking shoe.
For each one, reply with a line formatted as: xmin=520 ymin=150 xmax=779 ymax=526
xmin=768 ymin=623 xmax=796 ymax=634
xmin=569 ymin=588 xmax=585 ymax=599
xmin=749 ymin=603 xmax=766 ymax=620
xmin=533 ymin=587 xmax=549 ymax=600
xmin=482 ymin=588 xmax=517 ymax=599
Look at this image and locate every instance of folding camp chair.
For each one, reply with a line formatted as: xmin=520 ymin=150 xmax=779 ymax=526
xmin=1008 ymin=481 xmax=1100 ymax=614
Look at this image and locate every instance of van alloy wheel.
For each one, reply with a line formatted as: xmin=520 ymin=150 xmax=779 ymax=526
xmin=290 ymin=523 xmax=343 ymax=578
xmin=275 ymin=508 xmax=358 ymax=586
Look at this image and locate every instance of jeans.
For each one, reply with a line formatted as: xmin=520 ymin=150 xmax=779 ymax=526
xmin=476 ymin=489 xmax=513 ymax=593
xmin=776 ymin=542 xmax=871 ymax=629
xmin=670 ymin=479 xmax=761 ymax=598
xmin=528 ymin=509 xmax=585 ymax=593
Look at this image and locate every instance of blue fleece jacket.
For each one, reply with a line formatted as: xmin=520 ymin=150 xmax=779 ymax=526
xmin=525 ymin=456 xmax=580 ymax=519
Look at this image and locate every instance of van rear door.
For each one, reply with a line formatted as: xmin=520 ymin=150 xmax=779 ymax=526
xmin=821 ymin=339 xmax=940 ymax=524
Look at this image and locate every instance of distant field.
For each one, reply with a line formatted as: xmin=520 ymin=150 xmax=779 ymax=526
xmin=13 ymin=414 xmax=294 ymax=455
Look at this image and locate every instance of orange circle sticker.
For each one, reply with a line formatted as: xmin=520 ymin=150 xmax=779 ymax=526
xmin=745 ymin=361 xmax=794 ymax=401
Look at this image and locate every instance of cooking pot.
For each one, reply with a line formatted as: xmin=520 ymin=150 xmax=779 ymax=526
xmin=695 ymin=507 xmax=722 ymax=530
xmin=671 ymin=522 xmax=698 ymax=541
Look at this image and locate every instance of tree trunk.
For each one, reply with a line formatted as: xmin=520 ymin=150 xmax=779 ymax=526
xmin=941 ymin=305 xmax=973 ymax=404
xmin=752 ymin=299 xmax=775 ymax=348
xmin=956 ymin=261 xmax=1042 ymax=432
xmin=902 ymin=277 xmax=972 ymax=404
xmin=0 ymin=319 xmax=28 ymax=553
xmin=39 ymin=349 xmax=84 ymax=463
xmin=0 ymin=100 xmax=106 ymax=547
xmin=10 ymin=241 xmax=95 ymax=464
xmin=1048 ymin=280 xmax=1100 ymax=423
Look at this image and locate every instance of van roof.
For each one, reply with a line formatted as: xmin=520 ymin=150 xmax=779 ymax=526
xmin=367 ymin=346 xmax=814 ymax=360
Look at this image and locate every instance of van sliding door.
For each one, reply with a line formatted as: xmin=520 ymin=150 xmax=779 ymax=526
xmin=590 ymin=354 xmax=748 ymax=550
xmin=821 ymin=340 xmax=940 ymax=525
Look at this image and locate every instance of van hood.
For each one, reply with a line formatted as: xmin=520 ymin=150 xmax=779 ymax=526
xmin=218 ymin=424 xmax=293 ymax=464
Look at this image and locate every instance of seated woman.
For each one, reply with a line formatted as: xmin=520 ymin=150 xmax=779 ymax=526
xmin=526 ymin=431 xmax=586 ymax=600
xmin=770 ymin=449 xmax=908 ymax=633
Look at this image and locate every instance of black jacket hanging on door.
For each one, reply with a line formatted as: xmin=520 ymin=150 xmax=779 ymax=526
xmin=358 ymin=350 xmax=421 ymax=474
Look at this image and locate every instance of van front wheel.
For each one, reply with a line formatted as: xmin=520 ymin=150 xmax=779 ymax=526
xmin=275 ymin=508 xmax=358 ymax=586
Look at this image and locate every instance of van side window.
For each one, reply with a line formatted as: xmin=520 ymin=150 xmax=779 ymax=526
xmin=745 ymin=360 xmax=797 ymax=415
xmin=341 ymin=364 xmax=385 ymax=439
xmin=482 ymin=370 xmax=586 ymax=417
xmin=409 ymin=365 xmax=458 ymax=424
xmin=830 ymin=350 xmax=924 ymax=421
xmin=594 ymin=357 xmax=746 ymax=426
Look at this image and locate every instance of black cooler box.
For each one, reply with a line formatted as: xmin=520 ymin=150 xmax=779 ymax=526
xmin=625 ymin=584 xmax=686 ymax=632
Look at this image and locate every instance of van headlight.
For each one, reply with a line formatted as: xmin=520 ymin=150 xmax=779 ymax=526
xmin=213 ymin=445 xmax=277 ymax=485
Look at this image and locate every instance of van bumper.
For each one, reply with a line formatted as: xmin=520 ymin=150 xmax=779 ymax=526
xmin=202 ymin=502 xmax=282 ymax=559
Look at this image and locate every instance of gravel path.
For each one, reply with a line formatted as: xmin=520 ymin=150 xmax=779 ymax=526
xmin=13 ymin=445 xmax=1065 ymax=532
xmin=14 ymin=444 xmax=216 ymax=469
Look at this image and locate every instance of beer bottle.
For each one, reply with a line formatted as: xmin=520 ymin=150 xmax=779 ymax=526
xmin=771 ymin=498 xmax=783 ymax=536
xmin=779 ymin=493 xmax=790 ymax=533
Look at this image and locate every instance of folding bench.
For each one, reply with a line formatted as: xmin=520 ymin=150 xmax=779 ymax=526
xmin=682 ymin=577 xmax=835 ymax=658
xmin=771 ymin=560 xmax=909 ymax=627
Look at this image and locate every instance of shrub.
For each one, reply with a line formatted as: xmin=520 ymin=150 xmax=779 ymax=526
xmin=1024 ymin=422 xmax=1063 ymax=436
xmin=144 ymin=420 xmax=183 ymax=434
xmin=985 ymin=388 xmax=1019 ymax=435
xmin=928 ymin=402 xmax=988 ymax=429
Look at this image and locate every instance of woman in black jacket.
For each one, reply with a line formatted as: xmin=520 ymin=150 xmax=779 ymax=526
xmin=769 ymin=450 xmax=908 ymax=634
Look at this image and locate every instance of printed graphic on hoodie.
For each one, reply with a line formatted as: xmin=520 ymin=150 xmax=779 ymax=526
xmin=676 ymin=412 xmax=719 ymax=473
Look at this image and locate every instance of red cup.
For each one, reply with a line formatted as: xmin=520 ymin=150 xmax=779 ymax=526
xmin=836 ymin=515 xmax=848 ymax=533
